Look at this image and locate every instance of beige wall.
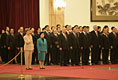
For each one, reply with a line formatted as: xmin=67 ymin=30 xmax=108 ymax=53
xmin=64 ymin=0 xmax=118 ymax=31
xmin=40 ymin=0 xmax=49 ymax=28
xmin=40 ymin=0 xmax=118 ymax=31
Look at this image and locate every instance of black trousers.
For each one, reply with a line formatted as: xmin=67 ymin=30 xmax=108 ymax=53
xmin=16 ymin=49 xmax=25 ymax=64
xmin=1 ymin=48 xmax=8 ymax=63
xmin=98 ymin=48 xmax=102 ymax=61
xmin=51 ymin=48 xmax=60 ymax=64
xmin=8 ymin=49 xmax=16 ymax=64
xmin=70 ymin=49 xmax=80 ymax=65
xmin=91 ymin=47 xmax=100 ymax=64
xmin=45 ymin=48 xmax=51 ymax=65
xmin=82 ymin=48 xmax=90 ymax=65
xmin=60 ymin=50 xmax=68 ymax=65
xmin=110 ymin=48 xmax=118 ymax=64
xmin=32 ymin=47 xmax=38 ymax=64
xmin=102 ymin=49 xmax=109 ymax=64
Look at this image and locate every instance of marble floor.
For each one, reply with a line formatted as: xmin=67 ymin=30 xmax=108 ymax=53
xmin=0 ymin=74 xmax=100 ymax=80
xmin=95 ymin=67 xmax=118 ymax=70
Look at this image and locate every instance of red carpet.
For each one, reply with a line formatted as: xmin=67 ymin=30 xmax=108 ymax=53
xmin=0 ymin=64 xmax=118 ymax=80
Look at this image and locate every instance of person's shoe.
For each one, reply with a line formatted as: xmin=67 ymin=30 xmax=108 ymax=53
xmin=26 ymin=68 xmax=29 ymax=70
xmin=60 ymin=64 xmax=64 ymax=66
xmin=40 ymin=67 xmax=43 ymax=69
xmin=29 ymin=68 xmax=32 ymax=70
xmin=64 ymin=64 xmax=68 ymax=66
xmin=42 ymin=67 xmax=45 ymax=69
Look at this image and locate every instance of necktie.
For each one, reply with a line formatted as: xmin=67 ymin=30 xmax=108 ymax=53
xmin=95 ymin=31 xmax=98 ymax=37
xmin=106 ymin=34 xmax=108 ymax=38
xmin=114 ymin=33 xmax=117 ymax=38
xmin=63 ymin=33 xmax=67 ymax=40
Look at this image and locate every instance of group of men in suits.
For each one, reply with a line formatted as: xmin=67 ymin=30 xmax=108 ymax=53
xmin=0 ymin=24 xmax=118 ymax=66
xmin=0 ymin=26 xmax=41 ymax=64
xmin=42 ymin=25 xmax=118 ymax=66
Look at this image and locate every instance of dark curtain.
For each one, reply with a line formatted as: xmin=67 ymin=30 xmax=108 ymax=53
xmin=0 ymin=0 xmax=39 ymax=33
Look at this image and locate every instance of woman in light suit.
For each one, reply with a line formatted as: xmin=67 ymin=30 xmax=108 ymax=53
xmin=24 ymin=28 xmax=34 ymax=70
xmin=37 ymin=32 xmax=47 ymax=69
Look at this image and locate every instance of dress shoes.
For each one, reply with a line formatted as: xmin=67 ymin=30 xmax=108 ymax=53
xmin=26 ymin=68 xmax=32 ymax=70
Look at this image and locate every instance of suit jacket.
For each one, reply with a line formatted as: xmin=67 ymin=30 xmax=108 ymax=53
xmin=15 ymin=32 xmax=24 ymax=48
xmin=79 ymin=32 xmax=90 ymax=49
xmin=31 ymin=33 xmax=37 ymax=48
xmin=66 ymin=31 xmax=71 ymax=47
xmin=58 ymin=33 xmax=69 ymax=50
xmin=6 ymin=34 xmax=16 ymax=49
xmin=24 ymin=34 xmax=34 ymax=51
xmin=90 ymin=30 xmax=101 ymax=48
xmin=34 ymin=33 xmax=40 ymax=47
xmin=51 ymin=33 xmax=60 ymax=48
xmin=69 ymin=32 xmax=80 ymax=49
xmin=0 ymin=32 xmax=9 ymax=48
xmin=35 ymin=33 xmax=40 ymax=40
xmin=44 ymin=32 xmax=52 ymax=48
xmin=101 ymin=34 xmax=110 ymax=49
xmin=109 ymin=32 xmax=118 ymax=48
xmin=37 ymin=38 xmax=47 ymax=52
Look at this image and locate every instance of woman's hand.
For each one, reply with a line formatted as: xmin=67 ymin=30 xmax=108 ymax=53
xmin=46 ymin=51 xmax=48 ymax=54
xmin=8 ymin=47 xmax=11 ymax=50
xmin=70 ymin=46 xmax=72 ymax=50
xmin=38 ymin=51 xmax=40 ymax=54
xmin=32 ymin=50 xmax=34 ymax=53
xmin=59 ymin=48 xmax=62 ymax=51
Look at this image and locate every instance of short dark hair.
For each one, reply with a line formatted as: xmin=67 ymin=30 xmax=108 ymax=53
xmin=74 ymin=25 xmax=78 ymax=27
xmin=42 ymin=27 xmax=45 ymax=30
xmin=45 ymin=25 xmax=49 ymax=29
xmin=78 ymin=26 xmax=82 ymax=29
xmin=65 ymin=25 xmax=69 ymax=28
xmin=72 ymin=26 xmax=76 ymax=30
xmin=86 ymin=26 xmax=89 ymax=29
xmin=82 ymin=26 xmax=86 ymax=29
xmin=39 ymin=32 xmax=44 ymax=37
xmin=51 ymin=26 xmax=54 ymax=30
xmin=111 ymin=27 xmax=115 ymax=30
xmin=103 ymin=25 xmax=108 ymax=29
xmin=56 ymin=24 xmax=61 ymax=28
xmin=98 ymin=26 xmax=101 ymax=29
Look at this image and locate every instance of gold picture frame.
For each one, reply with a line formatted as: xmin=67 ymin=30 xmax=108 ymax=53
xmin=91 ymin=0 xmax=118 ymax=22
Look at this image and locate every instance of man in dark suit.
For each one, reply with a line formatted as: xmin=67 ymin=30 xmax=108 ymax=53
xmin=51 ymin=29 xmax=60 ymax=65
xmin=90 ymin=25 xmax=101 ymax=65
xmin=101 ymin=27 xmax=110 ymax=64
xmin=33 ymin=28 xmax=41 ymax=64
xmin=0 ymin=30 xmax=5 ymax=63
xmin=79 ymin=26 xmax=90 ymax=65
xmin=65 ymin=25 xmax=72 ymax=65
xmin=0 ymin=26 xmax=10 ymax=63
xmin=69 ymin=26 xmax=80 ymax=66
xmin=97 ymin=26 xmax=102 ymax=61
xmin=15 ymin=26 xmax=24 ymax=64
xmin=6 ymin=28 xmax=16 ymax=64
xmin=109 ymin=27 xmax=118 ymax=64
xmin=59 ymin=28 xmax=69 ymax=66
xmin=44 ymin=25 xmax=52 ymax=65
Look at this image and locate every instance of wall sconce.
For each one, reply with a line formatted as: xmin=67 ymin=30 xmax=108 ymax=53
xmin=54 ymin=0 xmax=66 ymax=10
